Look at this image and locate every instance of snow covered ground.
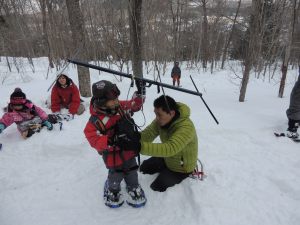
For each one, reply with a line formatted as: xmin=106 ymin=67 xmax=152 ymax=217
xmin=0 ymin=58 xmax=299 ymax=225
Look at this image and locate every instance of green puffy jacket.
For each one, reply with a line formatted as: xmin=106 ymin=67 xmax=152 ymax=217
xmin=140 ymin=102 xmax=198 ymax=173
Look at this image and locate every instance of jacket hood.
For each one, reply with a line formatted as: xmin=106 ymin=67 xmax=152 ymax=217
xmin=171 ymin=102 xmax=190 ymax=127
xmin=177 ymin=102 xmax=190 ymax=119
xmin=55 ymin=74 xmax=73 ymax=88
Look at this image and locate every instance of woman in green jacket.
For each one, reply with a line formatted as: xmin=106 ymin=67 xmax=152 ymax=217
xmin=140 ymin=95 xmax=198 ymax=192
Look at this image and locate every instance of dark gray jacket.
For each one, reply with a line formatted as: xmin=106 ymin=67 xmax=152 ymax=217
xmin=171 ymin=66 xmax=181 ymax=78
xmin=286 ymin=72 xmax=300 ymax=120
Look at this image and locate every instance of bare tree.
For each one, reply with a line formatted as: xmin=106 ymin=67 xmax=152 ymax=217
xmin=278 ymin=0 xmax=298 ymax=98
xmin=128 ymin=0 xmax=143 ymax=79
xmin=39 ymin=0 xmax=54 ymax=69
xmin=200 ymin=0 xmax=209 ymax=69
xmin=221 ymin=0 xmax=241 ymax=69
xmin=169 ymin=0 xmax=185 ymax=62
xmin=1 ymin=0 xmax=299 ymax=92
xmin=239 ymin=0 xmax=263 ymax=102
xmin=65 ymin=0 xmax=91 ymax=97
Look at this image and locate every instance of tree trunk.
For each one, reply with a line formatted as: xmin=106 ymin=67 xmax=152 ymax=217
xmin=201 ymin=0 xmax=209 ymax=69
xmin=39 ymin=0 xmax=54 ymax=68
xmin=128 ymin=0 xmax=143 ymax=79
xmin=239 ymin=62 xmax=251 ymax=102
xmin=169 ymin=0 xmax=183 ymax=62
xmin=66 ymin=0 xmax=91 ymax=97
xmin=239 ymin=0 xmax=262 ymax=102
xmin=278 ymin=0 xmax=297 ymax=98
xmin=221 ymin=0 xmax=241 ymax=69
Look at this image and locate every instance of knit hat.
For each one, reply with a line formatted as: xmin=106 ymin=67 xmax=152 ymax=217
xmin=92 ymin=80 xmax=120 ymax=107
xmin=10 ymin=88 xmax=26 ymax=105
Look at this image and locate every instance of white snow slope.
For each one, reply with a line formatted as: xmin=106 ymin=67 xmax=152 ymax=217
xmin=0 ymin=58 xmax=299 ymax=225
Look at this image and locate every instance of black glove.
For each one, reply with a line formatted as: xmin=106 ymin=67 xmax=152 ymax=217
xmin=48 ymin=114 xmax=59 ymax=124
xmin=115 ymin=133 xmax=141 ymax=152
xmin=114 ymin=117 xmax=141 ymax=152
xmin=136 ymin=80 xmax=146 ymax=95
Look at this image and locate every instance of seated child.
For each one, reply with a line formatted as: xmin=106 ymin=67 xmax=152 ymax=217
xmin=0 ymin=88 xmax=53 ymax=138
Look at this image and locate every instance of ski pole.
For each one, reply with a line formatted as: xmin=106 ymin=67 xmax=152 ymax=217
xmin=190 ymin=75 xmax=219 ymax=125
xmin=0 ymin=143 xmax=2 ymax=151
xmin=47 ymin=43 xmax=85 ymax=92
xmin=59 ymin=122 xmax=63 ymax=131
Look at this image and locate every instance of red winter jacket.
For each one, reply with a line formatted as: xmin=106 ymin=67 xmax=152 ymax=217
xmin=51 ymin=79 xmax=81 ymax=115
xmin=84 ymin=94 xmax=144 ymax=169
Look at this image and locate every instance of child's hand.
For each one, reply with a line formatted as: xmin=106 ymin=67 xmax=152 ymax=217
xmin=0 ymin=123 xmax=5 ymax=134
xmin=42 ymin=120 xmax=53 ymax=130
xmin=115 ymin=133 xmax=141 ymax=152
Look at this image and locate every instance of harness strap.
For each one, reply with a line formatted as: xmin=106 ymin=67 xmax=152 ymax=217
xmin=89 ymin=115 xmax=119 ymax=168
xmin=89 ymin=115 xmax=109 ymax=134
xmin=90 ymin=109 xmax=140 ymax=169
xmin=118 ymin=107 xmax=141 ymax=166
xmin=114 ymin=165 xmax=139 ymax=174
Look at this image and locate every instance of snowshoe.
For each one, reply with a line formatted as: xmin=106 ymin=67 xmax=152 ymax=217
xmin=103 ymin=180 xmax=124 ymax=208
xmin=274 ymin=132 xmax=300 ymax=142
xmin=126 ymin=185 xmax=147 ymax=208
xmin=286 ymin=131 xmax=299 ymax=139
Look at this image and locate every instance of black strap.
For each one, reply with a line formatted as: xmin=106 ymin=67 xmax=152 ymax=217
xmin=89 ymin=115 xmax=106 ymax=134
xmin=117 ymin=108 xmax=141 ymax=167
xmin=90 ymin=111 xmax=140 ymax=168
xmin=114 ymin=165 xmax=139 ymax=174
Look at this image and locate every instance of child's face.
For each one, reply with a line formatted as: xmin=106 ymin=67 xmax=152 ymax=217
xmin=12 ymin=104 xmax=24 ymax=111
xmin=105 ymin=98 xmax=119 ymax=109
xmin=58 ymin=76 xmax=67 ymax=86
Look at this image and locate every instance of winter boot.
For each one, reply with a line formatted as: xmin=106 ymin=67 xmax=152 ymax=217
xmin=287 ymin=127 xmax=299 ymax=139
xmin=126 ymin=185 xmax=147 ymax=208
xmin=103 ymin=180 xmax=124 ymax=208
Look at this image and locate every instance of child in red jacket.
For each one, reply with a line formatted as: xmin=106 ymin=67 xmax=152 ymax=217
xmin=49 ymin=74 xmax=85 ymax=118
xmin=84 ymin=80 xmax=146 ymax=208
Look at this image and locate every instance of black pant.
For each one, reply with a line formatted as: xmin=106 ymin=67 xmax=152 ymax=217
xmin=140 ymin=157 xmax=190 ymax=192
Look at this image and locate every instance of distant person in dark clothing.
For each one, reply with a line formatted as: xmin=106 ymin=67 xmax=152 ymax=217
xmin=171 ymin=61 xmax=181 ymax=87
xmin=286 ymin=66 xmax=300 ymax=139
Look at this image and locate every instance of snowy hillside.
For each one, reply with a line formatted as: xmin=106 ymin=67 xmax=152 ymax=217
xmin=0 ymin=58 xmax=299 ymax=225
